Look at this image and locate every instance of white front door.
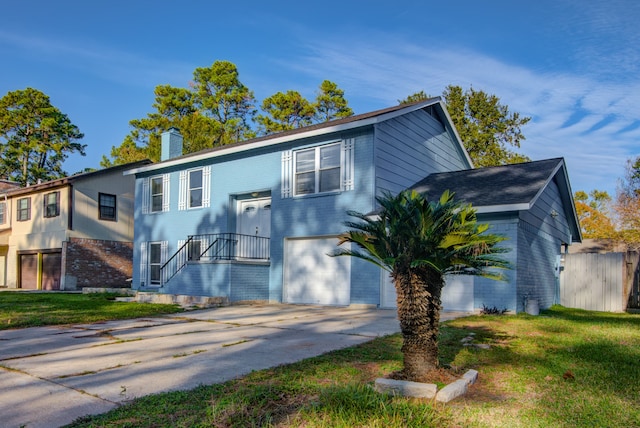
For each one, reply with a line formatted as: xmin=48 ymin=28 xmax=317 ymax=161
xmin=237 ymin=198 xmax=271 ymax=258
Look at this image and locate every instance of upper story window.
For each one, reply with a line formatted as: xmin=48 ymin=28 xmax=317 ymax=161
xmin=188 ymin=169 xmax=203 ymax=208
xmin=151 ymin=176 xmax=164 ymax=212
xmin=294 ymin=143 xmax=341 ymax=195
xmin=0 ymin=201 xmax=6 ymax=225
xmin=142 ymin=174 xmax=170 ymax=214
xmin=17 ymin=197 xmax=31 ymax=221
xmin=44 ymin=191 xmax=60 ymax=218
xmin=178 ymin=166 xmax=211 ymax=210
xmin=281 ymin=139 xmax=354 ymax=199
xmin=99 ymin=193 xmax=117 ymax=221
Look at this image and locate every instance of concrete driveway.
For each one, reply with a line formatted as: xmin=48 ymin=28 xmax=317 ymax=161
xmin=0 ymin=304 xmax=464 ymax=427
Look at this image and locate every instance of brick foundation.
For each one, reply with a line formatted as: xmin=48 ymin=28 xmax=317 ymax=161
xmin=63 ymin=238 xmax=133 ymax=289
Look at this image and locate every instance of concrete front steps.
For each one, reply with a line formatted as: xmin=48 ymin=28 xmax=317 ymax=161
xmin=82 ymin=288 xmax=229 ymax=309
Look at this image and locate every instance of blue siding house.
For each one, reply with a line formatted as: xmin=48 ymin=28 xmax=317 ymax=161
xmin=124 ymin=98 xmax=580 ymax=313
xmin=408 ymin=158 xmax=582 ymax=313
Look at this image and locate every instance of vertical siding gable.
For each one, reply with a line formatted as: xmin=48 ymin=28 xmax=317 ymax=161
xmin=520 ymin=178 xmax=572 ymax=243
xmin=374 ymin=109 xmax=470 ymax=196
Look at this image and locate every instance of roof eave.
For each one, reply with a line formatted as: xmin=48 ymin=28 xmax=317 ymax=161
xmin=475 ymin=203 xmax=531 ymax=214
xmin=124 ymin=99 xmax=445 ymax=176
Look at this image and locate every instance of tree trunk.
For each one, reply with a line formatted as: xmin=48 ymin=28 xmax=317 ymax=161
xmin=394 ymin=267 xmax=443 ymax=382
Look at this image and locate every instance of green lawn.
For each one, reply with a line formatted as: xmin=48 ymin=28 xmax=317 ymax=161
xmin=0 ymin=291 xmax=182 ymax=329
xmin=65 ymin=306 xmax=640 ymax=428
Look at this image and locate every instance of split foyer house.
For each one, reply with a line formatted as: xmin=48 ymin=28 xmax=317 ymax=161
xmin=125 ymin=98 xmax=581 ymax=313
xmin=0 ymin=161 xmax=149 ymax=290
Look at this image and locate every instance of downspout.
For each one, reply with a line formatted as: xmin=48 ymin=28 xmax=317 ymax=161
xmin=62 ymin=185 xmax=73 ymax=290
xmin=67 ymin=184 xmax=73 ymax=231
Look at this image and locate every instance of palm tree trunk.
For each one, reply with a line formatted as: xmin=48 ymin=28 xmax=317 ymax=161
xmin=394 ymin=267 xmax=443 ymax=382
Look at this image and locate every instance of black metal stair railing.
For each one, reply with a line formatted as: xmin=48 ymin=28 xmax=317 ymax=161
xmin=159 ymin=233 xmax=270 ymax=285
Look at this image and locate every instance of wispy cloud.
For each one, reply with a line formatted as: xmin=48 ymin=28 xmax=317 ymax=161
xmin=287 ymin=35 xmax=639 ymax=194
xmin=0 ymin=31 xmax=193 ymax=88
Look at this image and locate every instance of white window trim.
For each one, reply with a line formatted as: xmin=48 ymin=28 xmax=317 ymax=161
xmin=285 ymin=140 xmax=353 ymax=198
xmin=178 ymin=166 xmax=211 ymax=210
xmin=140 ymin=241 xmax=167 ymax=287
xmin=281 ymin=150 xmax=292 ymax=198
xmin=0 ymin=200 xmax=7 ymax=225
xmin=142 ymin=174 xmax=170 ymax=214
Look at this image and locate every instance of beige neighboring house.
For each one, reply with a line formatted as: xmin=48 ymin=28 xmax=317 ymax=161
xmin=0 ymin=161 xmax=150 ymax=290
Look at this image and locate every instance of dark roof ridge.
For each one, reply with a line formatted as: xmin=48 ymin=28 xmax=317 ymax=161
xmin=409 ymin=158 xmax=566 ymax=208
xmin=155 ymin=97 xmax=443 ymax=164
xmin=3 ymin=159 xmax=151 ymax=196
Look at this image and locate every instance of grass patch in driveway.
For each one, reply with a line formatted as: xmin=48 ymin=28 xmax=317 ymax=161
xmin=66 ymin=306 xmax=640 ymax=427
xmin=0 ymin=292 xmax=182 ymax=329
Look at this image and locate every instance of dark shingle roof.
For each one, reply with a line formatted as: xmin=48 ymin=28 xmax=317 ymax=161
xmin=3 ymin=160 xmax=152 ymax=197
xmin=410 ymin=158 xmax=564 ymax=208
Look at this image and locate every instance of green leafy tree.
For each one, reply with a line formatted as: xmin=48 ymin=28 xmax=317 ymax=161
xmin=397 ymin=90 xmax=430 ymax=104
xmin=100 ymin=135 xmax=148 ymax=167
xmin=314 ymin=80 xmax=353 ymax=122
xmin=614 ymin=157 xmax=640 ymax=249
xmin=104 ymin=61 xmax=256 ymax=164
xmin=401 ymin=86 xmax=531 ymax=167
xmin=192 ymin=60 xmax=257 ymax=145
xmin=334 ymin=190 xmax=509 ymax=381
xmin=444 ymin=85 xmax=530 ymax=167
xmin=256 ymin=90 xmax=316 ymax=134
xmin=0 ymin=88 xmax=85 ymax=185
xmin=574 ymin=190 xmax=616 ymax=239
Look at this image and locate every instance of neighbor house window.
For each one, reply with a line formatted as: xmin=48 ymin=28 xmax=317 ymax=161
xmin=99 ymin=193 xmax=116 ymax=221
xmin=294 ymin=143 xmax=341 ymax=195
xmin=17 ymin=197 xmax=31 ymax=221
xmin=0 ymin=201 xmax=6 ymax=224
xmin=43 ymin=192 xmax=60 ymax=218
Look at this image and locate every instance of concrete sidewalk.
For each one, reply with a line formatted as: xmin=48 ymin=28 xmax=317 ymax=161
xmin=0 ymin=304 xmax=464 ymax=427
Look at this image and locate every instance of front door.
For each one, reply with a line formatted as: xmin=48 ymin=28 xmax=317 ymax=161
xmin=237 ymin=198 xmax=271 ymax=258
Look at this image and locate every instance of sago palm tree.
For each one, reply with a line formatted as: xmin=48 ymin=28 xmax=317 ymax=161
xmin=334 ymin=190 xmax=509 ymax=381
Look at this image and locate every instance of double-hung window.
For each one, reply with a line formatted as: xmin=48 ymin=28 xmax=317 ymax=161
xmin=188 ymin=169 xmax=203 ymax=208
xmin=142 ymin=174 xmax=170 ymax=214
xmin=149 ymin=242 xmax=163 ymax=285
xmin=140 ymin=241 xmax=167 ymax=286
xmin=44 ymin=192 xmax=60 ymax=218
xmin=99 ymin=193 xmax=117 ymax=221
xmin=17 ymin=197 xmax=31 ymax=221
xmin=0 ymin=201 xmax=6 ymax=224
xmin=151 ymin=177 xmax=164 ymax=212
xmin=178 ymin=166 xmax=210 ymax=210
xmin=294 ymin=143 xmax=341 ymax=195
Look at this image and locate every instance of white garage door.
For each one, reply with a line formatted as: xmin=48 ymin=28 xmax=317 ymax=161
xmin=381 ymin=270 xmax=474 ymax=312
xmin=284 ymin=237 xmax=350 ymax=305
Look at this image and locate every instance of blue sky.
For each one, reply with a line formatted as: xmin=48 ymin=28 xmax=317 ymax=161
xmin=1 ymin=0 xmax=638 ymax=196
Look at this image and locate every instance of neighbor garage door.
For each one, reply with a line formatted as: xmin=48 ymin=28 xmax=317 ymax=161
xmin=381 ymin=270 xmax=474 ymax=312
xmin=284 ymin=237 xmax=350 ymax=305
xmin=42 ymin=252 xmax=62 ymax=290
xmin=20 ymin=254 xmax=38 ymax=289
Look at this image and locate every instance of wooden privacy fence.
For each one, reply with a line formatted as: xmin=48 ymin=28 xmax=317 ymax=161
xmin=560 ymin=251 xmax=640 ymax=312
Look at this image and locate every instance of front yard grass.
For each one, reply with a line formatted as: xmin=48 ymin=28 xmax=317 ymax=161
xmin=67 ymin=306 xmax=640 ymax=427
xmin=0 ymin=291 xmax=182 ymax=329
